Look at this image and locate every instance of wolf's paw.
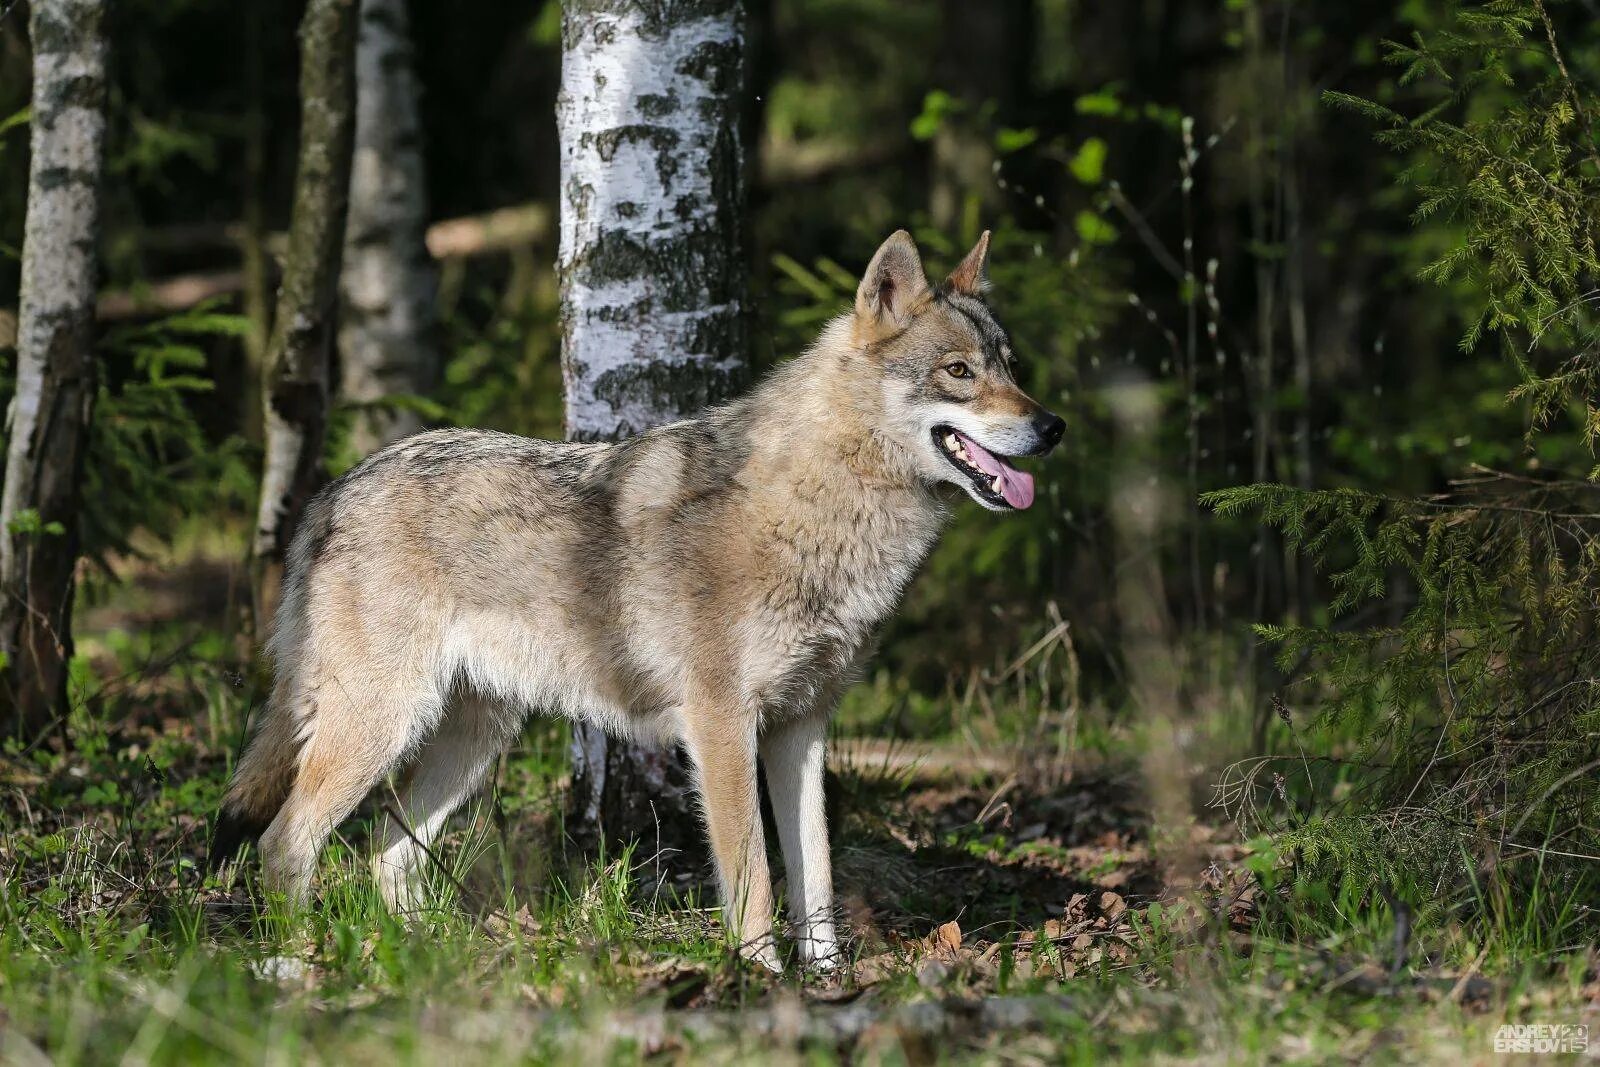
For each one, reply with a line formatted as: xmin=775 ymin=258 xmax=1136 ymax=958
xmin=800 ymin=939 xmax=843 ymax=975
xmin=739 ymin=934 xmax=784 ymax=979
xmin=804 ymin=953 xmax=841 ymax=976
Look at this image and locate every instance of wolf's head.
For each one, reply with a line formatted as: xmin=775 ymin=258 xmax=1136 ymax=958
xmin=852 ymin=230 xmax=1064 ymax=512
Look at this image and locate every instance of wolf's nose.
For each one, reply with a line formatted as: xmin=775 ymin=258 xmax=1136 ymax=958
xmin=1034 ymin=412 xmax=1066 ymax=449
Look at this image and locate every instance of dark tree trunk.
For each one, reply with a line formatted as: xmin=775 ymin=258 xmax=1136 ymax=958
xmin=557 ymin=0 xmax=749 ymax=854
xmin=251 ymin=0 xmax=359 ymax=627
xmin=339 ymin=0 xmax=439 ymax=455
xmin=0 ymin=0 xmax=110 ymax=743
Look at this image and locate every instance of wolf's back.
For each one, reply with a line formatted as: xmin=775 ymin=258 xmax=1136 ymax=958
xmin=207 ymin=427 xmax=628 ymax=872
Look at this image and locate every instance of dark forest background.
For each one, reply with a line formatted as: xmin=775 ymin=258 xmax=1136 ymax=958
xmin=1 ymin=1 xmax=1598 ymax=1057
xmin=3 ymin=0 xmax=1598 ymax=878
xmin=4 ymin=0 xmax=1577 ymax=679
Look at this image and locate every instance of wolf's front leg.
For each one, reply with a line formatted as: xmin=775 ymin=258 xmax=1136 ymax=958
xmin=760 ymin=713 xmax=839 ymax=970
xmin=682 ymin=703 xmax=780 ymax=972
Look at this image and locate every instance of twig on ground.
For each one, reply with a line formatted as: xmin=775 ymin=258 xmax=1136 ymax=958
xmin=1447 ymin=944 xmax=1491 ymax=1004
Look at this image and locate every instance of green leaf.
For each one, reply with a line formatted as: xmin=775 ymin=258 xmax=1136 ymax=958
xmin=1074 ymin=90 xmax=1121 ymax=117
xmin=770 ymin=252 xmax=837 ymax=303
xmin=1073 ymin=210 xmax=1118 ymax=245
xmin=910 ymin=90 xmax=958 ymax=141
xmin=0 ymin=106 xmax=29 ymax=138
xmin=994 ymin=127 xmax=1038 ymax=154
xmin=343 ymin=392 xmax=449 ymax=422
xmin=1068 ymin=137 xmax=1108 ymax=185
xmin=528 ymin=0 xmax=561 ymax=46
xmin=5 ymin=509 xmax=66 ymax=538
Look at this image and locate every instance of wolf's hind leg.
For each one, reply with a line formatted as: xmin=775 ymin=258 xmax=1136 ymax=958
xmin=682 ymin=699 xmax=780 ymax=972
xmin=257 ymin=667 xmax=435 ymax=905
xmin=761 ymin=712 xmax=839 ymax=969
xmin=373 ymin=694 xmax=521 ymax=914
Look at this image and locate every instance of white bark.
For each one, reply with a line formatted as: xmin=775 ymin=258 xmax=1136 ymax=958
xmin=557 ymin=0 xmax=748 ymax=841
xmin=0 ymin=0 xmax=109 ymax=736
xmin=557 ymin=0 xmax=747 ymax=441
xmin=339 ymin=0 xmax=438 ymax=455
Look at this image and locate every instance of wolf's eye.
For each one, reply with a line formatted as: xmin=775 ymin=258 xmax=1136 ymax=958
xmin=944 ymin=360 xmax=973 ymax=379
xmin=1006 ymin=356 xmax=1021 ymax=378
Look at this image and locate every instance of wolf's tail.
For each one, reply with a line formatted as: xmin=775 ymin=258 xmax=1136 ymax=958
xmin=208 ymin=693 xmax=302 ymax=872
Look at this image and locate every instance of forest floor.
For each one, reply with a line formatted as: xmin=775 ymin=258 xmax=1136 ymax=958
xmin=0 ymin=556 xmax=1596 ymax=1063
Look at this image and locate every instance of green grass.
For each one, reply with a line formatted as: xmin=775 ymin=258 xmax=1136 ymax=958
xmin=1 ymin=622 xmax=1594 ymax=1064
xmin=3 ymin=723 xmax=1594 ymax=1065
xmin=1 ymin=841 xmax=1584 ymax=1064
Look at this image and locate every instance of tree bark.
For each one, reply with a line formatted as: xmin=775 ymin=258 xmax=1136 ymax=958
xmin=251 ymin=0 xmax=359 ymax=627
xmin=0 ymin=0 xmax=109 ymax=743
xmin=557 ymin=0 xmax=748 ymax=850
xmin=338 ymin=0 xmax=438 ymax=456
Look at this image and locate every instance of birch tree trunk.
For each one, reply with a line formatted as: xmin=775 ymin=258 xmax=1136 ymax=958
xmin=338 ymin=0 xmax=438 ymax=456
xmin=557 ymin=0 xmax=748 ymax=848
xmin=251 ymin=0 xmax=359 ymax=626
xmin=0 ymin=0 xmax=109 ymax=743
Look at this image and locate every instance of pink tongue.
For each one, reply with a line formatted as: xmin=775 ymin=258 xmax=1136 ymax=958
xmin=955 ymin=432 xmax=1035 ymax=509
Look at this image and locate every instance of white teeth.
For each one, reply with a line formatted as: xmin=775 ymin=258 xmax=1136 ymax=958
xmin=943 ymin=432 xmax=958 ymax=448
xmin=991 ymin=476 xmax=1003 ymax=493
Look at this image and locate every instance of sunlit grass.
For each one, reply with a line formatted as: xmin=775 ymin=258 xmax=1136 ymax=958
xmin=1 ymin=615 xmax=1593 ymax=1064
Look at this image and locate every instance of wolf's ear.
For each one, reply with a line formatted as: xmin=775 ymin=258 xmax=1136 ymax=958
xmin=856 ymin=230 xmax=930 ymax=333
xmin=946 ymin=230 xmax=991 ymax=296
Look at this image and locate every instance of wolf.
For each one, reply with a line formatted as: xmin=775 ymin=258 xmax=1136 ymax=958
xmin=210 ymin=229 xmax=1064 ymax=971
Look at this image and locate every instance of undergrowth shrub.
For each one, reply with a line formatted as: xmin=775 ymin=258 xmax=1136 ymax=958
xmin=86 ymin=303 xmax=253 ymax=571
xmin=1210 ymin=0 xmax=1600 ymax=934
